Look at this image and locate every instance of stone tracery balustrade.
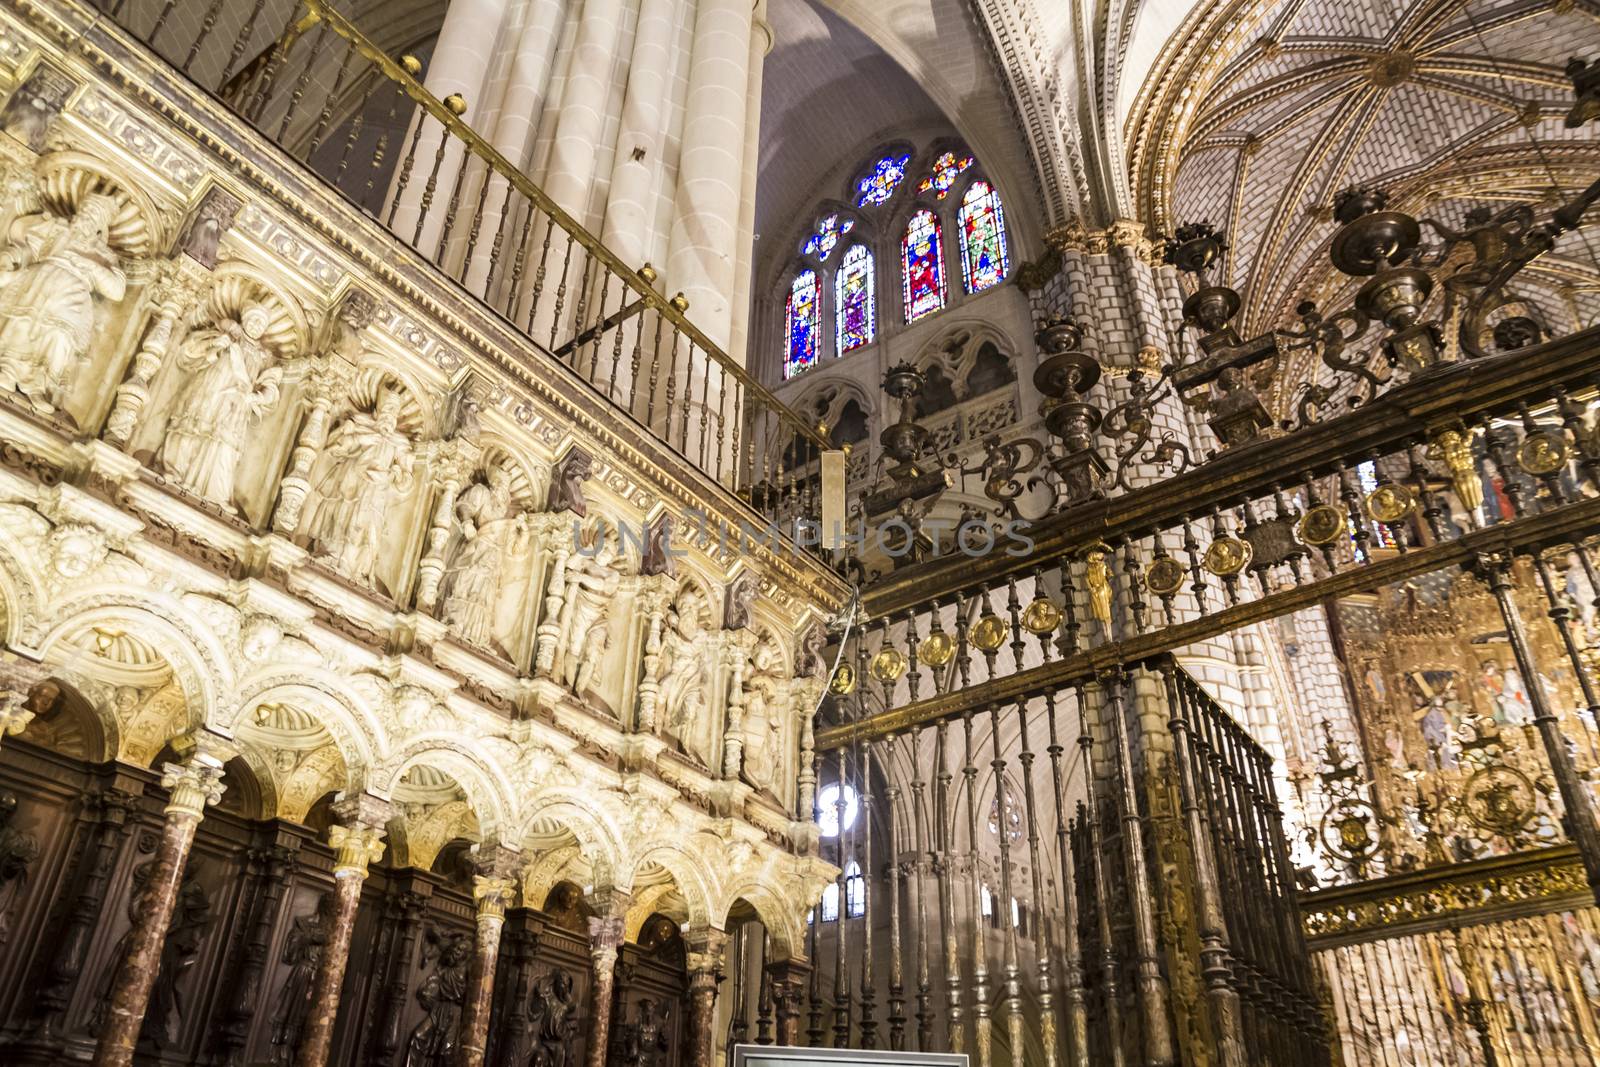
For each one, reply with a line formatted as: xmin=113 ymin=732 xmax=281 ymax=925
xmin=0 ymin=0 xmax=847 ymax=956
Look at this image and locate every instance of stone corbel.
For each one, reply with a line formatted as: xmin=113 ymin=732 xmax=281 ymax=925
xmin=174 ymin=184 xmax=243 ymax=271
xmin=0 ymin=61 xmax=76 ymax=153
xmin=102 ymin=260 xmax=206 ymax=447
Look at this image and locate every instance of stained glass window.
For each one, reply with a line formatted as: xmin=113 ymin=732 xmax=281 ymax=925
xmin=856 ymin=152 xmax=912 ymax=207
xmin=918 ymin=151 xmax=975 ymax=199
xmin=959 ymin=180 xmax=1009 ymax=293
xmin=835 ymin=245 xmax=875 ymax=353
xmin=902 ymin=209 xmax=946 ymax=323
xmin=784 ymin=269 xmax=820 ymax=379
xmin=803 ymin=213 xmax=854 ymax=260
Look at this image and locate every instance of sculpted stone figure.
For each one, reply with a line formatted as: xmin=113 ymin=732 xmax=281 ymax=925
xmin=440 ymin=463 xmax=532 ymax=656
xmin=0 ymin=193 xmax=126 ymax=418
xmin=157 ymin=303 xmax=282 ymax=509
xmin=268 ymin=891 xmax=338 ymax=1065
xmin=660 ymin=586 xmax=714 ymax=766
xmin=739 ymin=636 xmax=786 ymax=794
xmin=300 ymin=385 xmax=418 ymax=587
xmin=554 ymin=523 xmax=623 ymax=698
xmin=0 ymin=791 xmax=39 ymax=948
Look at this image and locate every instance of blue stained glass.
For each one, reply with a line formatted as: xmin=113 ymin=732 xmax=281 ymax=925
xmin=803 ymin=213 xmax=854 ymax=260
xmin=835 ymin=244 xmax=875 ymax=352
xmin=856 ymin=152 xmax=912 ymax=207
xmin=902 ymin=209 xmax=946 ymax=323
xmin=918 ymin=151 xmax=975 ymax=199
xmin=785 ymin=269 xmax=820 ymax=379
xmin=959 ymin=180 xmax=1009 ymax=293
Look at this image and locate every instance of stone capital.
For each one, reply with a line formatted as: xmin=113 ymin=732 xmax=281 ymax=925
xmin=587 ymin=912 xmax=626 ymax=966
xmin=331 ymin=789 xmax=392 ymax=831
xmin=328 ymin=822 xmax=387 ymax=879
xmin=472 ymin=874 xmax=517 ymax=922
xmin=160 ymin=758 xmax=226 ymax=819
xmin=684 ymin=926 xmax=729 ymax=977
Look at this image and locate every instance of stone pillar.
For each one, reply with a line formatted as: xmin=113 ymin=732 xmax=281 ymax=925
xmin=685 ymin=927 xmax=728 ymax=1067
xmin=725 ymin=3 xmax=770 ymax=367
xmin=766 ymin=958 xmax=810 ymax=1047
xmin=583 ymin=891 xmax=629 ymax=1067
xmin=458 ymin=864 xmax=518 ymax=1067
xmin=92 ymin=742 xmax=228 ymax=1067
xmin=666 ymin=0 xmax=755 ymax=352
xmin=599 ymin=0 xmax=680 ymax=268
xmin=293 ymin=798 xmax=389 ymax=1067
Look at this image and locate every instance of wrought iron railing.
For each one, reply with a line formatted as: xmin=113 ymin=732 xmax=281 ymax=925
xmin=772 ymin=657 xmax=1330 ymax=1065
xmin=86 ymin=0 xmax=831 ymax=506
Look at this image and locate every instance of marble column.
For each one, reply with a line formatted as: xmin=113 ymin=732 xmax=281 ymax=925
xmin=666 ymin=0 xmax=756 ymax=353
xmin=92 ymin=745 xmax=227 ymax=1067
xmin=685 ymin=927 xmax=729 ymax=1067
xmin=766 ymin=958 xmax=810 ymax=1047
xmin=293 ymin=800 xmax=389 ymax=1067
xmin=583 ymin=891 xmax=629 ymax=1067
xmin=458 ymin=869 xmax=517 ymax=1067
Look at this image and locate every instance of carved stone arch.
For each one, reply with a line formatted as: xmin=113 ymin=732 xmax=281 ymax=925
xmin=719 ymin=882 xmax=806 ymax=963
xmin=780 ymin=376 xmax=874 ymax=454
xmin=516 ymin=789 xmax=628 ymax=892
xmin=35 ymin=592 xmax=236 ymax=737
xmin=344 ymin=364 xmax=435 ymax=440
xmin=474 ymin=436 xmax=550 ymax=510
xmin=232 ymin=673 xmax=386 ymax=766
xmin=912 ymin=320 xmax=1018 ymax=412
xmin=521 ymin=842 xmax=585 ymax=911
xmin=625 ymin=840 xmax=716 ymax=931
xmin=218 ymin=749 xmax=277 ymax=821
xmin=0 ymin=512 xmax=45 ymax=650
xmin=376 ymin=738 xmax=515 ymax=845
xmin=13 ymin=676 xmax=115 ymax=762
xmin=34 ymin=149 xmax=170 ymax=258
xmin=205 ymin=259 xmax=313 ymax=360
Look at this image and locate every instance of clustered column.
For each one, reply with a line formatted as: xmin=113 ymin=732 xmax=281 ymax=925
xmin=458 ymin=856 xmax=519 ymax=1067
xmin=92 ymin=737 xmax=229 ymax=1067
xmin=293 ymin=798 xmax=390 ymax=1067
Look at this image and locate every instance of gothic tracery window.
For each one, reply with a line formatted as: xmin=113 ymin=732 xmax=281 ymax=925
xmin=836 ymin=244 xmax=876 ymax=352
xmin=804 ymin=213 xmax=854 ymax=260
xmin=902 ymin=209 xmax=946 ymax=323
xmin=959 ymin=180 xmax=1009 ymax=294
xmin=785 ymin=269 xmax=820 ymax=379
xmin=918 ymin=151 xmax=974 ymax=199
xmin=856 ymin=151 xmax=911 ymax=207
xmin=844 ymin=860 xmax=865 ymax=918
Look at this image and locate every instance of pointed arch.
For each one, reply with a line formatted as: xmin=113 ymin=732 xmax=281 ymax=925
xmin=958 ymin=179 xmax=1010 ymax=294
xmin=784 ymin=268 xmax=821 ymax=379
xmin=835 ymin=244 xmax=876 ymax=353
xmin=902 ymin=209 xmax=946 ymax=323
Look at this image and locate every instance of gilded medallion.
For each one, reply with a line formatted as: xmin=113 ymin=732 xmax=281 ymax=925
xmin=870 ymin=647 xmax=908 ymax=682
xmin=1297 ymin=504 xmax=1348 ymax=546
xmin=1364 ymin=483 xmax=1415 ymax=524
xmin=830 ymin=663 xmax=856 ymax=695
xmin=1202 ymin=536 xmax=1251 ymax=577
xmin=918 ymin=631 xmax=956 ymax=667
xmin=969 ymin=614 xmax=1008 ymax=653
xmin=1516 ymin=430 xmax=1569 ymax=476
xmin=1145 ymin=556 xmax=1186 ymax=597
xmin=1020 ymin=597 xmax=1062 ymax=634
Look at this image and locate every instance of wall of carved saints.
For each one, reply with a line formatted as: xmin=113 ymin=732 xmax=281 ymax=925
xmin=0 ymin=6 xmax=844 ymax=961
